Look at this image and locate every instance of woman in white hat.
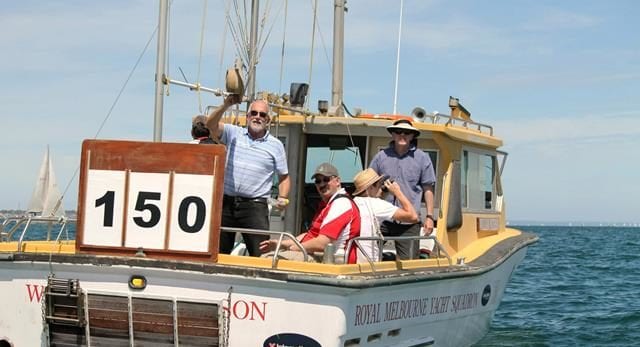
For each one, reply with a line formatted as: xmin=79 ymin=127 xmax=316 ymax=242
xmin=352 ymin=168 xmax=418 ymax=263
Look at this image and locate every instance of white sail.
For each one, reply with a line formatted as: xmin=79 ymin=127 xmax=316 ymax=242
xmin=27 ymin=147 xmax=64 ymax=217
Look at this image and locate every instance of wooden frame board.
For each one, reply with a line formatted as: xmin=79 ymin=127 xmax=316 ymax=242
xmin=76 ymin=140 xmax=225 ymax=262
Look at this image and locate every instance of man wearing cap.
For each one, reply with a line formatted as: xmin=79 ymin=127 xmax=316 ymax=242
xmin=206 ymin=95 xmax=291 ymax=256
xmin=259 ymin=163 xmax=361 ymax=264
xmin=369 ymin=119 xmax=436 ymax=260
xmin=352 ymin=168 xmax=418 ymax=263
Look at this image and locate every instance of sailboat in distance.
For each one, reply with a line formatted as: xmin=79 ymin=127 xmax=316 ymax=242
xmin=27 ymin=146 xmax=65 ymax=218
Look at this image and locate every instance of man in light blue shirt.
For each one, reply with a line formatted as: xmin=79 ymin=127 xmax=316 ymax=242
xmin=206 ymin=96 xmax=290 ymax=256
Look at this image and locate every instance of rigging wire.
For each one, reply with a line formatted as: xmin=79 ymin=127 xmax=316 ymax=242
xmin=274 ymin=0 xmax=289 ymax=138
xmin=218 ymin=0 xmax=232 ymax=87
xmin=234 ymin=0 xmax=249 ymax=62
xmin=166 ymin=2 xmax=172 ymax=96
xmin=196 ymin=0 xmax=209 ymax=114
xmin=305 ymin=0 xmax=318 ymax=109
xmin=57 ymin=23 xmax=160 ymax=212
xmin=257 ymin=1 xmax=284 ymax=66
xmin=277 ymin=0 xmax=288 ymax=96
xmin=310 ymin=1 xmax=332 ymax=70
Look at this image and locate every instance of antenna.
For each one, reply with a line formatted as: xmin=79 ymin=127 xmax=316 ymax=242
xmin=392 ymin=0 xmax=404 ymax=114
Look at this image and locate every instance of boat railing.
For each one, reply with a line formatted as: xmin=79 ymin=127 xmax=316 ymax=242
xmin=222 ymin=227 xmax=453 ymax=270
xmin=424 ymin=113 xmax=494 ymax=135
xmin=221 ymin=227 xmax=310 ymax=268
xmin=346 ymin=234 xmax=453 ymax=272
xmin=266 ymin=102 xmax=494 ymax=136
xmin=0 ymin=215 xmax=76 ymax=252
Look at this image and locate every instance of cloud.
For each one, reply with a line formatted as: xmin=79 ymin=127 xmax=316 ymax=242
xmin=495 ymin=110 xmax=640 ymax=149
xmin=521 ymin=8 xmax=600 ymax=32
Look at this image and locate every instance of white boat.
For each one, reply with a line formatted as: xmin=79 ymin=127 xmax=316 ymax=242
xmin=0 ymin=1 xmax=537 ymax=346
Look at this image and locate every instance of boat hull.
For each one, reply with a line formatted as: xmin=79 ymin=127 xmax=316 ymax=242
xmin=0 ymin=243 xmax=529 ymax=347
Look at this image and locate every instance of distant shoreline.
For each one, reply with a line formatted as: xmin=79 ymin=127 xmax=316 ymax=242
xmin=1 ymin=210 xmax=637 ymax=227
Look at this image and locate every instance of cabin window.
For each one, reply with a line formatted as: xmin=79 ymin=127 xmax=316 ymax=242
xmin=305 ymin=135 xmax=366 ymax=185
xmin=462 ymin=150 xmax=496 ymax=210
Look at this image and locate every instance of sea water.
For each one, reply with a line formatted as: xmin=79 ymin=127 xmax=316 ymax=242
xmin=5 ymin=222 xmax=639 ymax=345
xmin=476 ymin=226 xmax=640 ymax=346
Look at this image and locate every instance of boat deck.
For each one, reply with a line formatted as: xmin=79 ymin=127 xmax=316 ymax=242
xmin=0 ymin=230 xmax=537 ymax=288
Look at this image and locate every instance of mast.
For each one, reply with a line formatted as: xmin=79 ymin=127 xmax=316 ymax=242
xmin=331 ymin=0 xmax=346 ymax=116
xmin=247 ymin=0 xmax=260 ymax=103
xmin=153 ymin=0 xmax=169 ymax=142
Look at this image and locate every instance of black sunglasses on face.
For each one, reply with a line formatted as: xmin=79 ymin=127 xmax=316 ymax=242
xmin=249 ymin=110 xmax=269 ymax=118
xmin=314 ymin=176 xmax=333 ymax=185
xmin=392 ymin=130 xmax=413 ymax=135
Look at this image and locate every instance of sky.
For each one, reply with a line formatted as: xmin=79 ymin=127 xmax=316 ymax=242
xmin=1 ymin=0 xmax=639 ymax=225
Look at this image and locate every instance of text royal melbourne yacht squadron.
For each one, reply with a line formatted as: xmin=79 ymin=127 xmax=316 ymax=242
xmin=0 ymin=1 xmax=537 ymax=346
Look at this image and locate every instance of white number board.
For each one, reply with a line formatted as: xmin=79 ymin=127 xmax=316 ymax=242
xmin=169 ymin=173 xmax=213 ymax=252
xmin=77 ymin=140 xmax=226 ymax=261
xmin=83 ymin=170 xmax=126 ymax=246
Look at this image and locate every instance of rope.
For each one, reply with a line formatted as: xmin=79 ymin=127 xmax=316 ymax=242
xmin=166 ymin=1 xmax=172 ymax=96
xmin=218 ymin=0 xmax=232 ymax=87
xmin=306 ymin=0 xmax=318 ymax=109
xmin=278 ymin=0 xmax=288 ymax=95
xmin=196 ymin=0 xmax=209 ymax=114
xmin=311 ymin=0 xmax=332 ymax=69
xmin=56 ymin=21 xmax=159 ymax=212
xmin=257 ymin=1 xmax=284 ymax=65
xmin=274 ymin=0 xmax=289 ymax=138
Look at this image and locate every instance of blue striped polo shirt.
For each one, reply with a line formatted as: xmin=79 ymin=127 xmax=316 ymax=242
xmin=221 ymin=124 xmax=288 ymax=198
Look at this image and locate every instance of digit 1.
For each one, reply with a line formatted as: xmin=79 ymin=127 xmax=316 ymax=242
xmin=95 ymin=191 xmax=115 ymax=227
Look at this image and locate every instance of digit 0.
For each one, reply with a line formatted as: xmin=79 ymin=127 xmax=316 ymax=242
xmin=178 ymin=196 xmax=206 ymax=233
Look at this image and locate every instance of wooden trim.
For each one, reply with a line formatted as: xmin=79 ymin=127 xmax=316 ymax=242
xmin=164 ymin=171 xmax=175 ymax=250
xmin=76 ymin=140 xmax=226 ymax=263
xmin=121 ymin=169 xmax=130 ymax=247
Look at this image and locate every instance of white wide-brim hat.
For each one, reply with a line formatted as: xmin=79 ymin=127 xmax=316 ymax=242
xmin=386 ymin=119 xmax=420 ymax=137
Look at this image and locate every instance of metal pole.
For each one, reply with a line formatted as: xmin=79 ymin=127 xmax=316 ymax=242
xmin=153 ymin=0 xmax=169 ymax=142
xmin=393 ymin=0 xmax=404 ymax=114
xmin=247 ymin=0 xmax=259 ymax=103
xmin=331 ymin=0 xmax=345 ymax=116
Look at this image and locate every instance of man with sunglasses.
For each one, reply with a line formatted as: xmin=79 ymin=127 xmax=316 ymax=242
xmin=206 ymin=95 xmax=291 ymax=256
xmin=369 ymin=119 xmax=436 ymax=260
xmin=259 ymin=163 xmax=361 ymax=264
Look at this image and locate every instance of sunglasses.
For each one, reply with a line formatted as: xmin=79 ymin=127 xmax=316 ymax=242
xmin=249 ymin=110 xmax=269 ymax=118
xmin=392 ymin=130 xmax=414 ymax=135
xmin=314 ymin=176 xmax=334 ymax=185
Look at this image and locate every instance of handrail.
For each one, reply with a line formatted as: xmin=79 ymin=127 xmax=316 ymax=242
xmin=346 ymin=234 xmax=453 ymax=268
xmin=1 ymin=216 xmax=76 ymax=251
xmin=429 ymin=113 xmax=493 ymax=135
xmin=220 ymin=227 xmax=309 ymax=267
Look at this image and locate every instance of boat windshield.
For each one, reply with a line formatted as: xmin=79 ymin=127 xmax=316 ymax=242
xmin=304 ymin=135 xmax=366 ymax=184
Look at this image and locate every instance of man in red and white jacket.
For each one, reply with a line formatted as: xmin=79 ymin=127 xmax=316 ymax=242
xmin=260 ymin=163 xmax=361 ymax=263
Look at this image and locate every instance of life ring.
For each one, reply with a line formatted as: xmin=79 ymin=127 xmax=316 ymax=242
xmin=356 ymin=113 xmax=413 ymax=122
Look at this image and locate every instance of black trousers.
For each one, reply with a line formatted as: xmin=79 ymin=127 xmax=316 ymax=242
xmin=219 ymin=196 xmax=270 ymax=256
xmin=380 ymin=221 xmax=421 ymax=260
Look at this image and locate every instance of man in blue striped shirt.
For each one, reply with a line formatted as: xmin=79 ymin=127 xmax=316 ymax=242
xmin=206 ymin=96 xmax=290 ymax=256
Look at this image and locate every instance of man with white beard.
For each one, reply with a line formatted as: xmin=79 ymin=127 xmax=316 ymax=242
xmin=206 ymin=96 xmax=291 ymax=256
